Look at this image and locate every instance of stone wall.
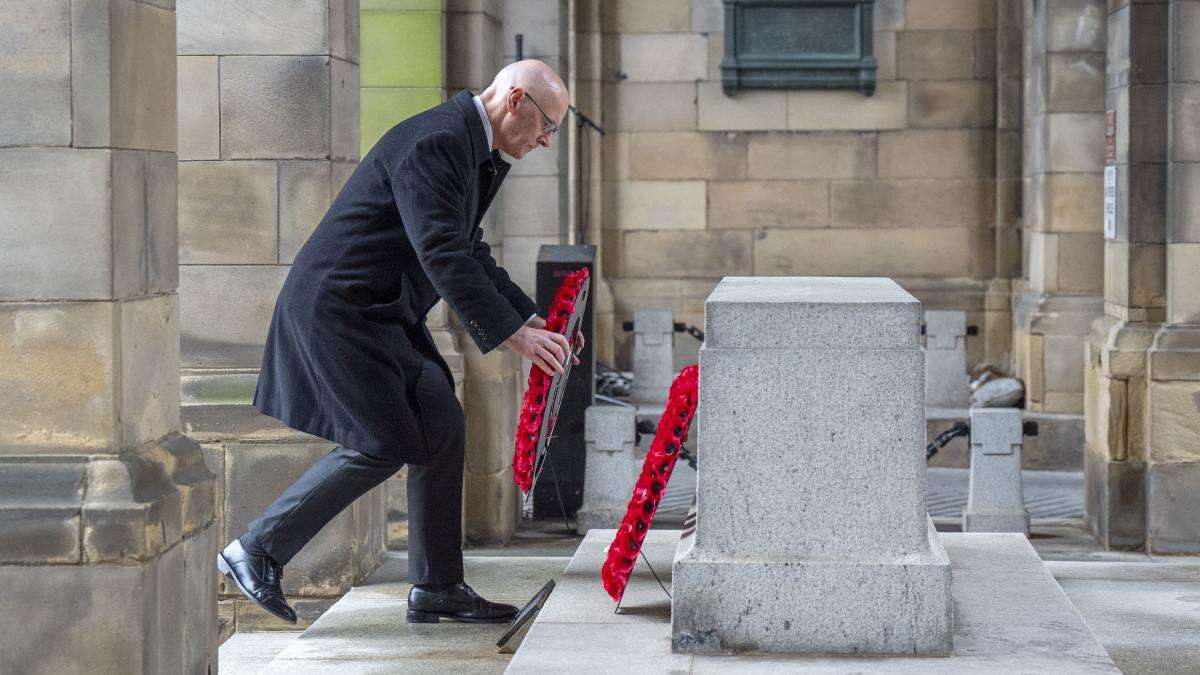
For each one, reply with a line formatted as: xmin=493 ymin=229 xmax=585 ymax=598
xmin=177 ymin=0 xmax=359 ymax=435
xmin=0 ymin=1 xmax=218 ymax=670
xmin=595 ymin=0 xmax=1004 ymax=371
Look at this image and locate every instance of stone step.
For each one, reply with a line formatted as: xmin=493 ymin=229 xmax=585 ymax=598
xmin=218 ymin=632 xmax=303 ymax=674
xmin=506 ymin=529 xmax=1119 ymax=673
xmin=254 ymin=553 xmax=570 ymax=673
xmin=1047 ymin=560 xmax=1200 ymax=673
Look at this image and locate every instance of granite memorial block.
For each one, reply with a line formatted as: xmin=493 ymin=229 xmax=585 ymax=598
xmin=672 ymin=277 xmax=952 ymax=655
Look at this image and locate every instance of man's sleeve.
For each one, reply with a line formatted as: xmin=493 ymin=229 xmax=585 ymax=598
xmin=388 ymin=131 xmax=527 ymax=354
xmin=469 ymin=225 xmax=540 ymax=321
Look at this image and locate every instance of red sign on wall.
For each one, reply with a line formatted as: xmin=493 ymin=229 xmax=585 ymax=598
xmin=1106 ymin=110 xmax=1116 ymax=163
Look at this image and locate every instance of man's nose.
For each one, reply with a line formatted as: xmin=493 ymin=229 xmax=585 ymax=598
xmin=537 ymin=133 xmax=552 ymax=148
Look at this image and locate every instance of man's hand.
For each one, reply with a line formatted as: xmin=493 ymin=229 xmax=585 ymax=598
xmin=505 ymin=324 xmax=574 ymax=376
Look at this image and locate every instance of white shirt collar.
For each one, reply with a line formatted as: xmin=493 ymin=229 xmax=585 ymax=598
xmin=471 ymin=94 xmax=494 ymax=151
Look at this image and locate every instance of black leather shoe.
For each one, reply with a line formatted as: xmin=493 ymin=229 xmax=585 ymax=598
xmin=217 ymin=539 xmax=297 ymax=624
xmin=407 ymin=582 xmax=519 ymax=624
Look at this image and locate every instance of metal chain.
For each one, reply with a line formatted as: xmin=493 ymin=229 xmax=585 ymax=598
xmin=674 ymin=323 xmax=705 ymax=342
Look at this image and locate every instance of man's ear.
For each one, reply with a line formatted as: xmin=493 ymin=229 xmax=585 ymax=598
xmin=506 ymin=87 xmax=524 ymax=112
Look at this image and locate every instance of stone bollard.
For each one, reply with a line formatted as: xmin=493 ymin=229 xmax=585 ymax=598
xmin=672 ymin=277 xmax=952 ymax=655
xmin=631 ymin=309 xmax=675 ymax=403
xmin=924 ymin=310 xmax=970 ymax=407
xmin=963 ymin=408 xmax=1030 ymax=535
xmin=575 ymin=405 xmax=639 ymax=534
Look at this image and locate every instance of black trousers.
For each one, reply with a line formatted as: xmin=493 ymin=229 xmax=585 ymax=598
xmin=240 ymin=354 xmax=465 ymax=586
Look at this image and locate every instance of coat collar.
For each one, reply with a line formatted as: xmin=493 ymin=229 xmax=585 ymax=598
xmin=452 ymin=89 xmax=497 ymax=168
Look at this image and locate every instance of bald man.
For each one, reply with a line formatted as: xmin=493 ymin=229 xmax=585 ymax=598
xmin=217 ymin=61 xmax=575 ymax=625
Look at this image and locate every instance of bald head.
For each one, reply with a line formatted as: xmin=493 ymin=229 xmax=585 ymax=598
xmin=493 ymin=60 xmax=567 ymax=108
xmin=478 ymin=59 xmax=569 ymax=160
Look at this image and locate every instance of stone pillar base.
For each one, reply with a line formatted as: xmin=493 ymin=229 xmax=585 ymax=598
xmin=1145 ymin=325 xmax=1200 ymax=553
xmin=208 ymin=428 xmax=387 ymax=637
xmin=1084 ymin=450 xmax=1147 ymax=550
xmin=2 ymin=523 xmax=219 ymax=673
xmin=1082 ymin=316 xmax=1157 ymax=549
xmin=0 ymin=435 xmax=219 ymax=672
xmin=1012 ymin=286 xmax=1104 ymax=413
xmin=672 ymin=519 xmax=952 ymax=655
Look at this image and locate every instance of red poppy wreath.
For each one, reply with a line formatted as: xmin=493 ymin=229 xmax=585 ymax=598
xmin=601 ymin=363 xmax=699 ymax=602
xmin=511 ymin=267 xmax=590 ymax=493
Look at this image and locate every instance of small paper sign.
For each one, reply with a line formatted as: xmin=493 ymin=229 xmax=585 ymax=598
xmin=1104 ymin=165 xmax=1117 ymax=240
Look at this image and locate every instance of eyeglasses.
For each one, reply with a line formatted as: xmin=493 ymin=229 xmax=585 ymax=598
xmin=524 ymin=92 xmax=559 ymax=136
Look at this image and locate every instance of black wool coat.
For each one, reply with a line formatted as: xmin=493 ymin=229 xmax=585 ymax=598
xmin=252 ymin=90 xmax=538 ymax=463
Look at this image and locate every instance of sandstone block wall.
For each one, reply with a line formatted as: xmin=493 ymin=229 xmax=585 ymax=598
xmin=177 ymin=0 xmax=360 ymax=436
xmin=596 ymin=0 xmax=1003 ymax=371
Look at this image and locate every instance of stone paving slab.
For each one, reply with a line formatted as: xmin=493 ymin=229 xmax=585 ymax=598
xmin=218 ymin=632 xmax=302 ymax=674
xmin=222 ymin=530 xmax=1200 ymax=674
xmin=506 ymin=530 xmax=1118 ymax=673
xmin=259 ymin=554 xmax=570 ymax=674
xmin=1048 ymin=560 xmax=1200 ymax=674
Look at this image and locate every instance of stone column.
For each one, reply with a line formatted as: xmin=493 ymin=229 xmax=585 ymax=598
xmin=1143 ymin=0 xmax=1200 ymax=553
xmin=176 ymin=0 xmax=385 ymax=634
xmin=1014 ymin=0 xmax=1107 ymax=415
xmin=495 ymin=2 xmax=601 ymax=522
xmin=985 ymin=0 xmax=1025 ymax=371
xmin=0 ymin=1 xmax=217 ymax=671
xmin=443 ymin=0 xmax=524 ymax=544
xmin=498 ymin=0 xmax=570 ymax=293
xmin=672 ymin=277 xmax=952 ymax=655
xmin=1084 ymin=0 xmax=1168 ymax=550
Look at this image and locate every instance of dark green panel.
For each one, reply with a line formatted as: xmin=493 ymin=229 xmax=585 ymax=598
xmin=722 ymin=0 xmax=876 ymax=96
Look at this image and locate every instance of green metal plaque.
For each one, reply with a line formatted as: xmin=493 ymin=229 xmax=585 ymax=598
xmin=721 ymin=0 xmax=876 ymax=96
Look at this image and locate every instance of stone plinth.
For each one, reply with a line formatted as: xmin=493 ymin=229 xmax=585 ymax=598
xmin=631 ymin=309 xmax=675 ymax=402
xmin=925 ymin=310 xmax=970 ymax=407
xmin=964 ymin=408 xmax=1030 ymax=534
xmin=576 ymin=405 xmax=639 ymax=534
xmin=672 ymin=277 xmax=952 ymax=655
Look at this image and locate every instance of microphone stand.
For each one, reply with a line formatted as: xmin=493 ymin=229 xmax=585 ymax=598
xmin=568 ymin=105 xmax=604 ymax=245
